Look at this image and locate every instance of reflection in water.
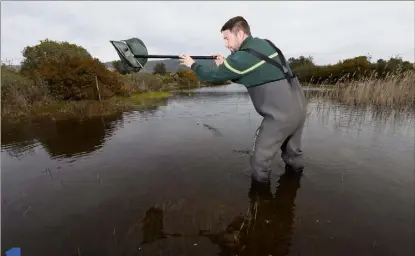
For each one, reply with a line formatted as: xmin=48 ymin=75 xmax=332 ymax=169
xmin=305 ymin=90 xmax=415 ymax=124
xmin=1 ymin=113 xmax=123 ymax=159
xmin=305 ymin=98 xmax=414 ymax=138
xmin=38 ymin=115 xmax=121 ymax=159
xmin=1 ymin=101 xmax=170 ymax=160
xmin=140 ymin=170 xmax=302 ymax=256
xmin=141 ymin=207 xmax=167 ymax=245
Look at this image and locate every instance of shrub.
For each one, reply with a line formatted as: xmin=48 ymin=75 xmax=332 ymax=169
xmin=112 ymin=60 xmax=135 ymax=75
xmin=158 ymin=72 xmax=178 ymax=85
xmin=20 ymin=38 xmax=92 ymax=78
xmin=1 ymin=64 xmax=51 ymax=116
xmin=122 ymin=72 xmax=164 ymax=92
xmin=176 ymin=69 xmax=199 ymax=86
xmin=19 ymin=39 xmax=122 ymax=100
xmin=153 ymin=63 xmax=167 ymax=75
xmin=34 ymin=55 xmax=123 ymax=100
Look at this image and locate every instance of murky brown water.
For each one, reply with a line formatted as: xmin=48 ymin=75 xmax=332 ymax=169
xmin=2 ymin=84 xmax=414 ymax=256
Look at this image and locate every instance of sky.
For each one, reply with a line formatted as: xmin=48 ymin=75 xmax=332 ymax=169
xmin=1 ymin=1 xmax=414 ymax=66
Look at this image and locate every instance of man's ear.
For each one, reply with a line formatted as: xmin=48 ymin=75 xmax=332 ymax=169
xmin=237 ymin=30 xmax=244 ymax=40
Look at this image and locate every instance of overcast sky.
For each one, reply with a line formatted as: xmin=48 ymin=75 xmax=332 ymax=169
xmin=1 ymin=1 xmax=414 ymax=65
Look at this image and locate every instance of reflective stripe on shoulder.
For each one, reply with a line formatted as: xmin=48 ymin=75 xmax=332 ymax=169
xmin=223 ymin=52 xmax=279 ymax=75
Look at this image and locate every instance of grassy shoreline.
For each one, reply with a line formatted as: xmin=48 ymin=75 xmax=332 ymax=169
xmin=2 ymin=65 xmax=414 ymax=123
xmin=1 ymin=63 xmax=230 ymax=123
xmin=2 ymin=91 xmax=173 ymax=123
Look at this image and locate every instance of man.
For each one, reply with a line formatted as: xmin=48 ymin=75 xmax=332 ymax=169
xmin=179 ymin=16 xmax=308 ymax=182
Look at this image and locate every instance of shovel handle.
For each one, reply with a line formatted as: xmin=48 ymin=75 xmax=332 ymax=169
xmin=134 ymin=54 xmax=217 ymax=59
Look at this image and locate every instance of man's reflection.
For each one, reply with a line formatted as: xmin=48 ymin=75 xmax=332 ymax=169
xmin=140 ymin=169 xmax=303 ymax=256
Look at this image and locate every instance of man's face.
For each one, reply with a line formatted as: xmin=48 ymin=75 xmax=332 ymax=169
xmin=222 ymin=29 xmax=241 ymax=53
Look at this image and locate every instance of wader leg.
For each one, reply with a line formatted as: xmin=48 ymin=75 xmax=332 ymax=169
xmin=281 ymin=118 xmax=306 ymax=172
xmin=250 ymin=117 xmax=291 ymax=182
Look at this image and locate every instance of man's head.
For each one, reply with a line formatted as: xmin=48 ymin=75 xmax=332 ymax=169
xmin=220 ymin=16 xmax=251 ymax=52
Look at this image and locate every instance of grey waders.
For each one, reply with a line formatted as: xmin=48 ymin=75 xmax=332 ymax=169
xmin=242 ymin=42 xmax=308 ymax=182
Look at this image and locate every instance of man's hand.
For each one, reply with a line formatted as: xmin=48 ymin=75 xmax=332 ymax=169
xmin=212 ymin=53 xmax=225 ymax=66
xmin=179 ymin=54 xmax=195 ymax=68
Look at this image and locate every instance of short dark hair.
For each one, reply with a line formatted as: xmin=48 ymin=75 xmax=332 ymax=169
xmin=220 ymin=16 xmax=251 ymax=35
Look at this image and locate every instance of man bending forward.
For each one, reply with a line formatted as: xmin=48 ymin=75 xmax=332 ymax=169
xmin=180 ymin=16 xmax=308 ymax=182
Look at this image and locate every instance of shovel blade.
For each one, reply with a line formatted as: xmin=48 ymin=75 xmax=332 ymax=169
xmin=110 ymin=38 xmax=148 ymax=72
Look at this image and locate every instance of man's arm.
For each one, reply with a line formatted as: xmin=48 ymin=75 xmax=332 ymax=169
xmin=190 ymin=56 xmax=243 ymax=83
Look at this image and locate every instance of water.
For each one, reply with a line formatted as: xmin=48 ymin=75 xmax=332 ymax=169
xmin=2 ymin=83 xmax=414 ymax=256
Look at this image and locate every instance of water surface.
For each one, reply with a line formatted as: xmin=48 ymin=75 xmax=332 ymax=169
xmin=2 ymin=83 xmax=414 ymax=256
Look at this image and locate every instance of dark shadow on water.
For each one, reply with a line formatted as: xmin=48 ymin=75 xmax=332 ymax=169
xmin=1 ymin=100 xmax=171 ymax=160
xmin=201 ymin=123 xmax=223 ymax=137
xmin=140 ymin=170 xmax=302 ymax=256
xmin=1 ymin=113 xmax=124 ymax=159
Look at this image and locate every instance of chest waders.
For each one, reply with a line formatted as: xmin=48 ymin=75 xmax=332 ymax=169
xmin=241 ymin=40 xmax=308 ymax=182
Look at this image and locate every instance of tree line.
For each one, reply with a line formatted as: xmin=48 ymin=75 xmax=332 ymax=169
xmin=287 ymin=55 xmax=414 ymax=84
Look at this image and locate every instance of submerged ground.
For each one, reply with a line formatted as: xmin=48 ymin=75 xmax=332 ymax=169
xmin=1 ymin=83 xmax=414 ymax=256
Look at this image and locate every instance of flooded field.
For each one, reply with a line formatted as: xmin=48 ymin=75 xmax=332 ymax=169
xmin=2 ymin=83 xmax=414 ymax=256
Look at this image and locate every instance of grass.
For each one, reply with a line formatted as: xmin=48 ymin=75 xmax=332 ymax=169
xmin=302 ymin=83 xmax=335 ymax=88
xmin=114 ymin=91 xmax=172 ymax=107
xmin=311 ymin=70 xmax=415 ymax=111
xmin=3 ymin=91 xmax=172 ymax=123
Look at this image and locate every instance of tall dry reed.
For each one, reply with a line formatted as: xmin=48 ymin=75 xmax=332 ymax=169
xmin=325 ymin=70 xmax=415 ymax=110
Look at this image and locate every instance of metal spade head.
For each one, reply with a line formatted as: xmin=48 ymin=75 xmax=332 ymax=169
xmin=110 ymin=37 xmax=149 ymax=72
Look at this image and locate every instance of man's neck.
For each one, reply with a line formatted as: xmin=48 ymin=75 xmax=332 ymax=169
xmin=238 ymin=35 xmax=252 ymax=50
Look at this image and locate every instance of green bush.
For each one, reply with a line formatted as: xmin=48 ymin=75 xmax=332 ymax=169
xmin=20 ymin=38 xmax=92 ymax=78
xmin=153 ymin=63 xmax=167 ymax=75
xmin=34 ymin=55 xmax=123 ymax=100
xmin=19 ymin=39 xmax=123 ymax=100
xmin=1 ymin=64 xmax=51 ymax=116
xmin=112 ymin=60 xmax=135 ymax=75
xmin=122 ymin=72 xmax=164 ymax=92
xmin=175 ymin=69 xmax=200 ymax=87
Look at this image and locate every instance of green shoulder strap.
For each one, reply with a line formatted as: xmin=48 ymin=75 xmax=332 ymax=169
xmin=240 ymin=39 xmax=295 ymax=84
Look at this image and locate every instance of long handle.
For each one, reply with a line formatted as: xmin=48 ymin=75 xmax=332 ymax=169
xmin=133 ymin=54 xmax=216 ymax=59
